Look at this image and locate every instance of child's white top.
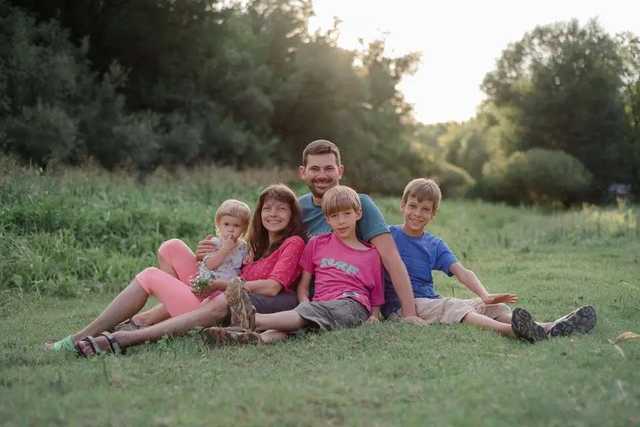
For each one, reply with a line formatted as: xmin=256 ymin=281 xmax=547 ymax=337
xmin=198 ymin=237 xmax=248 ymax=281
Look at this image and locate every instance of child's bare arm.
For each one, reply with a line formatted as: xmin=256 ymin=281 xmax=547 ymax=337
xmin=204 ymin=236 xmax=237 ymax=270
xmin=450 ymin=262 xmax=518 ymax=305
xmin=296 ymin=271 xmax=312 ymax=304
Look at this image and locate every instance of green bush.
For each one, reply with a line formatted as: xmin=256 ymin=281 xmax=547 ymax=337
xmin=4 ymin=103 xmax=78 ymax=166
xmin=478 ymin=148 xmax=592 ymax=205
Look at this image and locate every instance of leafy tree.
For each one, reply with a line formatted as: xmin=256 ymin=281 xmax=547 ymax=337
xmin=482 ymin=20 xmax=629 ymax=196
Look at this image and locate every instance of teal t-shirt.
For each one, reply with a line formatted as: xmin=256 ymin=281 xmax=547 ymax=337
xmin=298 ymin=192 xmax=389 ymax=241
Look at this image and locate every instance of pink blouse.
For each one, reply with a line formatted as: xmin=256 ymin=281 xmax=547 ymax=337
xmin=240 ymin=236 xmax=305 ymax=292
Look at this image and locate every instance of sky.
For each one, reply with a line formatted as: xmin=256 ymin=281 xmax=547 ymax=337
xmin=309 ymin=0 xmax=640 ymax=124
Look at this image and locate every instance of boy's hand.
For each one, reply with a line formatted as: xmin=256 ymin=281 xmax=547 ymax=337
xmin=481 ymin=293 xmax=518 ymax=305
xmin=195 ymin=235 xmax=216 ymax=260
xmin=400 ymin=315 xmax=428 ymax=326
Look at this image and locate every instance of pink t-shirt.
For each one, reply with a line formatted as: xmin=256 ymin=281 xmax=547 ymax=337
xmin=299 ymin=233 xmax=384 ymax=313
xmin=240 ymin=235 xmax=305 ymax=292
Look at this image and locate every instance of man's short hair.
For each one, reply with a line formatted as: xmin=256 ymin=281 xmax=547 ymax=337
xmin=321 ymin=185 xmax=361 ymax=216
xmin=302 ymin=139 xmax=342 ymax=166
xmin=401 ymin=178 xmax=441 ymax=212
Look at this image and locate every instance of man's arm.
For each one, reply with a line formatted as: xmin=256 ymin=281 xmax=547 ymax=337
xmin=370 ymin=233 xmax=426 ymax=324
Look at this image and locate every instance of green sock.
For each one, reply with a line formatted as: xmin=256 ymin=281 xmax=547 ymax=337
xmin=51 ymin=335 xmax=75 ymax=352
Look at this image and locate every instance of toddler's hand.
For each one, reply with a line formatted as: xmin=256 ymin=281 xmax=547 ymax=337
xmin=366 ymin=315 xmax=380 ymax=324
xmin=481 ymin=293 xmax=518 ymax=305
xmin=220 ymin=234 xmax=238 ymax=253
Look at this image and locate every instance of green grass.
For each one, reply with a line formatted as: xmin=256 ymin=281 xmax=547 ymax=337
xmin=1 ymin=158 xmax=639 ymax=426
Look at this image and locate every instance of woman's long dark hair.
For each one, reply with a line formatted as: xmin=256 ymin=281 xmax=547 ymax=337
xmin=247 ymin=184 xmax=306 ymax=260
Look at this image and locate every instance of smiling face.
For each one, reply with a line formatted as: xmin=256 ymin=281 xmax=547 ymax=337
xmin=260 ymin=197 xmax=292 ymax=238
xmin=298 ymin=153 xmax=344 ymax=203
xmin=216 ymin=215 xmax=246 ymax=240
xmin=326 ymin=207 xmax=362 ymax=241
xmin=400 ymin=196 xmax=435 ymax=236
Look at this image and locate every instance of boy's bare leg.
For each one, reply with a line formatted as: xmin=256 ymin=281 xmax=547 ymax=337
xmin=71 ymin=281 xmax=149 ymax=342
xmin=255 ymin=311 xmax=306 ymax=332
xmin=112 ymin=296 xmax=229 ymax=348
xmin=462 ymin=311 xmax=515 ymax=337
xmin=259 ymin=330 xmax=289 ymax=344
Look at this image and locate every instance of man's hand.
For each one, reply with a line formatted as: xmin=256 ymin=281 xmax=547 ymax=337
xmin=195 ymin=235 xmax=216 ymax=261
xmin=400 ymin=315 xmax=428 ymax=326
xmin=481 ymin=293 xmax=518 ymax=305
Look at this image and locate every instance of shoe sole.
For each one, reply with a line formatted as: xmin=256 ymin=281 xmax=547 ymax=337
xmin=549 ymin=305 xmax=597 ymax=337
xmin=512 ymin=308 xmax=547 ymax=343
xmin=225 ymin=278 xmax=256 ymax=330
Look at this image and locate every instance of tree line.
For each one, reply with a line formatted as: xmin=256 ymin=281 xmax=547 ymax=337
xmin=1 ymin=1 xmax=639 ymax=204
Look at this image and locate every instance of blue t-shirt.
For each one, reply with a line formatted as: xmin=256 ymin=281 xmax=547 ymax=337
xmin=298 ymin=193 xmax=389 ymax=241
xmin=382 ymin=225 xmax=458 ymax=317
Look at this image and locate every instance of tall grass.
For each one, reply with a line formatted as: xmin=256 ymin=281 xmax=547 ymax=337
xmin=0 ymin=156 xmax=298 ymax=295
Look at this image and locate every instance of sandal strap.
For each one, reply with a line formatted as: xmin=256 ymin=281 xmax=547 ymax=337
xmin=86 ymin=336 xmax=105 ymax=355
xmin=98 ymin=333 xmax=125 ymax=355
xmin=76 ymin=336 xmax=98 ymax=357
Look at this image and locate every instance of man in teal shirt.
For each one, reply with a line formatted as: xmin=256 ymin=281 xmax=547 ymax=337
xmin=297 ymin=139 xmax=424 ymax=324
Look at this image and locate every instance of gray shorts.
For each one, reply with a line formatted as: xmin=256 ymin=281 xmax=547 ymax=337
xmin=294 ymin=299 xmax=369 ymax=331
xmin=250 ymin=292 xmax=298 ymax=314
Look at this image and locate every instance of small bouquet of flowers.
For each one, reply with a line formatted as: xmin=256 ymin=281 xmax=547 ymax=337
xmin=190 ymin=275 xmax=211 ymax=296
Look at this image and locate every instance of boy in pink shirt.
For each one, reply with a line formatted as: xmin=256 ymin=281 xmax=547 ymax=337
xmin=202 ymin=185 xmax=383 ymax=344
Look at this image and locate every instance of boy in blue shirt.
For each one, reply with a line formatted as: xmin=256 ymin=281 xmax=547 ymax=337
xmin=382 ymin=178 xmax=596 ymax=343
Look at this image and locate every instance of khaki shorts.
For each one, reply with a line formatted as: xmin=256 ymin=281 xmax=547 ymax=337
xmin=389 ymin=298 xmax=511 ymax=325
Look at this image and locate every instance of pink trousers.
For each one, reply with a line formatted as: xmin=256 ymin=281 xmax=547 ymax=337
xmin=135 ymin=239 xmax=221 ymax=317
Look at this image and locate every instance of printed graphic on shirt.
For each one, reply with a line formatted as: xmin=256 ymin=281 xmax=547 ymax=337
xmin=319 ymin=258 xmax=359 ymax=275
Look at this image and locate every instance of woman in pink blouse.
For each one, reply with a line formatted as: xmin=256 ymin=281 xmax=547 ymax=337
xmin=47 ymin=184 xmax=306 ymax=355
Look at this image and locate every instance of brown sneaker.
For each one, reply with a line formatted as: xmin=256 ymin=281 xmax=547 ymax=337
xmin=548 ymin=305 xmax=597 ymax=337
xmin=200 ymin=327 xmax=262 ymax=347
xmin=511 ymin=308 xmax=547 ymax=343
xmin=224 ymin=278 xmax=256 ymax=330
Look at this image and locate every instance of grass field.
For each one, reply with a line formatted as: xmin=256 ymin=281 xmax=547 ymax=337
xmin=1 ymin=158 xmax=639 ymax=426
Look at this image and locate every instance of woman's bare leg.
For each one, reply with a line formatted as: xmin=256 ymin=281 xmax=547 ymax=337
xmin=112 ymin=295 xmax=229 ymax=348
xmin=71 ymin=280 xmax=149 ymax=341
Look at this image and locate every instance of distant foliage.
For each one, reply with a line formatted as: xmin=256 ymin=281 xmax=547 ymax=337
xmin=1 ymin=0 xmax=426 ymax=194
xmin=479 ymin=148 xmax=592 ymax=205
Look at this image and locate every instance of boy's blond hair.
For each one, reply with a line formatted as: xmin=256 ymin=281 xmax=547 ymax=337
xmin=215 ymin=199 xmax=251 ymax=232
xmin=302 ymin=139 xmax=342 ymax=166
xmin=321 ymin=185 xmax=361 ymax=216
xmin=401 ymin=178 xmax=442 ymax=212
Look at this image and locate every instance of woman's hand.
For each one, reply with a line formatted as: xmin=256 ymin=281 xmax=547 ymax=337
xmin=481 ymin=293 xmax=518 ymax=305
xmin=195 ymin=235 xmax=216 ymax=261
